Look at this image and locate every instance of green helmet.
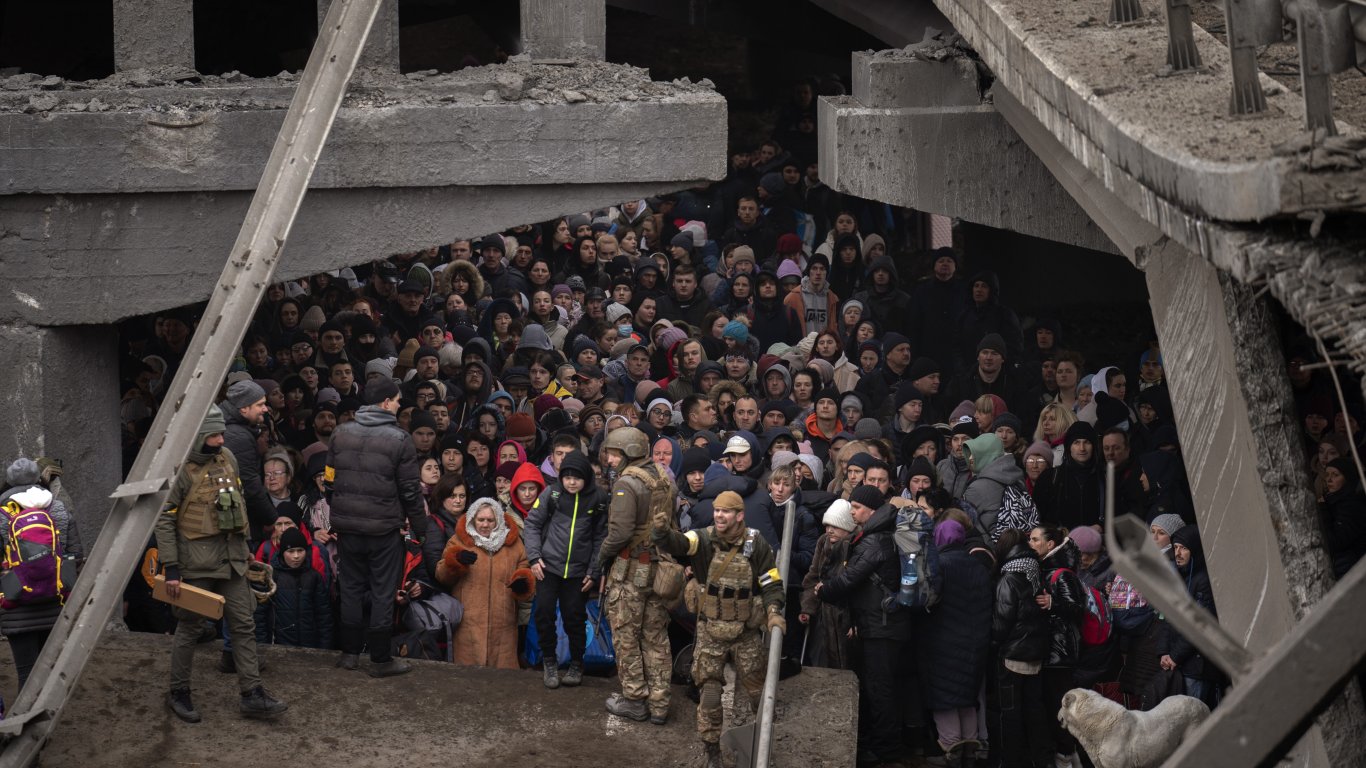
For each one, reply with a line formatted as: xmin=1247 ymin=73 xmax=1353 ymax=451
xmin=603 ymin=426 xmax=649 ymax=460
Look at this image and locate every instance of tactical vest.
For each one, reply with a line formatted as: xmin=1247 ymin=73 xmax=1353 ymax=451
xmin=700 ymin=529 xmax=758 ymax=624
xmin=178 ymin=454 xmax=245 ymax=540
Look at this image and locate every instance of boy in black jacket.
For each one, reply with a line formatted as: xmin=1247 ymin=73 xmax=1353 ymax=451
xmin=523 ymin=452 xmax=609 ymax=689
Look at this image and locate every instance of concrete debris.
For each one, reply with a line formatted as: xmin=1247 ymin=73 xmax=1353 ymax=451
xmin=0 ymin=60 xmax=718 ymax=115
xmin=1272 ymin=130 xmax=1366 ymax=172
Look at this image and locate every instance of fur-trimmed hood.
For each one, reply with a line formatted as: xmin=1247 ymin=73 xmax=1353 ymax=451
xmin=439 ymin=260 xmax=486 ymax=304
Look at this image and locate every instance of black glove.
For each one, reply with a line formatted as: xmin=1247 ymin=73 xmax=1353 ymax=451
xmin=509 ymin=577 xmax=528 ymax=592
xmin=456 ymin=550 xmax=478 ymax=566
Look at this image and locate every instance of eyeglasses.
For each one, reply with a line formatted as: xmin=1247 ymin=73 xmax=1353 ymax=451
xmin=265 ymin=470 xmax=289 ymax=478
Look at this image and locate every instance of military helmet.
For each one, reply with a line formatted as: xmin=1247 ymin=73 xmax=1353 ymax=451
xmin=603 ymin=426 xmax=649 ymax=460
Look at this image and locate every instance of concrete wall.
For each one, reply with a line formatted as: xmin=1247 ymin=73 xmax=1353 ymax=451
xmin=0 ymin=324 xmax=121 ymax=539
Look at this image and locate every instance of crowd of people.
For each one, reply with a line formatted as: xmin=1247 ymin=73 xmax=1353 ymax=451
xmin=97 ymin=122 xmax=1366 ymax=767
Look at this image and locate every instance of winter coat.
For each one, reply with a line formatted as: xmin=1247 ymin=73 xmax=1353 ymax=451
xmin=523 ymin=465 xmax=610 ymax=581
xmin=783 ymin=277 xmax=839 ymax=337
xmin=438 ymin=259 xmax=486 ymax=306
xmin=963 ymin=453 xmax=1026 ymax=521
xmin=800 ymin=532 xmax=853 ymax=669
xmin=0 ymin=487 xmax=82 ymax=636
xmin=327 ymin=406 xmax=427 ymax=538
xmin=655 ymin=289 xmax=715 ymax=330
xmin=937 ymin=456 xmax=971 ymax=502
xmin=919 ymin=542 xmax=994 ymax=709
xmin=818 ymin=505 xmax=913 ymax=642
xmin=1033 ymin=457 xmax=1104 ymax=531
xmin=1039 ymin=539 xmax=1086 ymax=667
xmin=954 ymin=271 xmax=1023 ymax=367
xmin=221 ymin=404 xmax=276 ymax=542
xmin=852 ymin=257 xmax=911 ymax=336
xmin=1158 ymin=528 xmax=1222 ymax=682
xmin=748 ymin=296 xmax=803 ymax=348
xmin=154 ymin=447 xmax=253 ymax=583
xmin=434 ymin=511 xmax=535 ymax=669
xmin=256 ymin=552 xmax=334 ymax=649
xmin=1321 ymin=486 xmax=1366 ymax=578
xmin=991 ymin=545 xmax=1051 ymax=663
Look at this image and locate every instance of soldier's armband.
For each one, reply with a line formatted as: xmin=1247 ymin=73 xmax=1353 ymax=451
xmin=684 ymin=530 xmax=700 ymax=556
xmin=758 ymin=567 xmax=782 ymax=588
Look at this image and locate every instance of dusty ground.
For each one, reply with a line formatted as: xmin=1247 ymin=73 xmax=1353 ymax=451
xmin=0 ymin=631 xmax=857 ymax=767
xmin=1190 ymin=0 xmax=1366 ymax=129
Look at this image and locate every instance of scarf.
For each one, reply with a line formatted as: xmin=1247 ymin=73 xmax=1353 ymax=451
xmin=465 ymin=499 xmax=510 ymax=553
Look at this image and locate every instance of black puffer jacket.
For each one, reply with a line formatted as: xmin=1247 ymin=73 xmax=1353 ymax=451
xmin=327 ymin=406 xmax=425 ymax=538
xmin=920 ymin=541 xmax=994 ymax=709
xmin=818 ymin=505 xmax=913 ymax=642
xmin=1040 ymin=538 xmax=1086 ymax=666
xmin=221 ymin=404 xmax=276 ymax=542
xmin=992 ymin=545 xmax=1050 ymax=662
xmin=255 ymin=554 xmax=333 ymax=649
xmin=1159 ymin=526 xmax=1221 ymax=681
xmin=523 ymin=453 xmax=610 ymax=581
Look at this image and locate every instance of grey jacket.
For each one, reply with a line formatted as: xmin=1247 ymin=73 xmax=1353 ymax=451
xmin=221 ymin=403 xmax=276 ymax=542
xmin=963 ymin=454 xmax=1025 ymax=517
xmin=327 ymin=407 xmax=425 ymax=538
xmin=523 ymin=483 xmax=609 ymax=581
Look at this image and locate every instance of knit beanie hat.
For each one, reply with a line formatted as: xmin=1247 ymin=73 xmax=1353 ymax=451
xmin=4 ymin=458 xmax=40 ymax=488
xmin=714 ymin=491 xmax=745 ymax=511
xmin=853 ymin=418 xmax=881 ymax=440
xmin=822 ymin=500 xmax=857 ymax=532
xmin=506 ymin=413 xmax=536 ymax=440
xmin=670 ymin=232 xmax=695 ymax=250
xmin=895 ymin=382 xmax=924 ymax=410
xmin=934 ymin=519 xmax=965 ymax=549
xmin=279 ymin=527 xmax=309 ymax=552
xmin=778 ymin=261 xmax=803 ymax=281
xmin=680 ymin=447 xmax=712 ymax=477
xmin=533 ymin=394 xmax=563 ymax=421
xmin=882 ymin=332 xmax=911 ymax=357
xmin=1150 ymin=514 xmax=1186 ymax=537
xmin=906 ymin=357 xmax=940 ymax=382
xmin=991 ymin=413 xmax=1024 ymax=436
xmin=849 ymin=484 xmax=886 ymax=510
xmin=1069 ymin=525 xmax=1102 ymax=554
xmin=1024 ymin=440 xmax=1053 ymax=463
xmin=977 ymin=333 xmax=1007 ymax=356
xmin=226 ymin=380 xmax=267 ymax=410
xmin=723 ymin=320 xmax=750 ymax=343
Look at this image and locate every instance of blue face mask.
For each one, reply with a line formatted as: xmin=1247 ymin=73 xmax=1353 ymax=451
xmin=618 ymin=324 xmax=633 ymax=337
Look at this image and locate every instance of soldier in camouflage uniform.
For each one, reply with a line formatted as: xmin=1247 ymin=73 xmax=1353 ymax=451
xmin=598 ymin=427 xmax=676 ymax=724
xmin=653 ymin=490 xmax=786 ymax=768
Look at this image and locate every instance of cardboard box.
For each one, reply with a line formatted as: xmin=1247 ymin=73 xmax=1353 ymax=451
xmin=152 ymin=575 xmax=226 ymax=620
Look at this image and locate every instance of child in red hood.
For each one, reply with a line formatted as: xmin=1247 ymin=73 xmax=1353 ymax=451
xmin=509 ymin=463 xmax=546 ymax=521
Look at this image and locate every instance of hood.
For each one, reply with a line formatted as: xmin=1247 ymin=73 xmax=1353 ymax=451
xmin=692 ymin=360 xmax=725 ymax=390
xmin=756 ymin=357 xmax=791 ymax=397
xmin=461 ymin=360 xmax=495 ymax=403
xmin=799 ymin=276 xmax=827 ymax=296
xmin=518 ymin=324 xmax=554 ymax=352
xmin=977 ymin=452 xmax=1024 ymax=486
xmin=511 ymin=462 xmax=547 ymax=501
xmin=970 ymin=270 xmax=1001 ymax=305
xmin=1170 ymin=526 xmax=1206 ymax=573
xmin=439 ymin=259 xmax=485 ymax=301
xmin=354 ymin=405 xmax=396 ymax=427
xmin=652 ymin=435 xmax=683 ymax=478
xmin=858 ymin=504 xmax=896 ymax=536
xmin=463 ymin=337 xmax=494 ymax=368
xmin=470 ymin=403 xmax=505 ymax=434
xmin=559 ymin=451 xmax=596 ymax=490
xmin=864 ymin=253 xmax=899 ymax=283
xmin=496 ymin=440 xmax=528 ymax=470
xmin=8 ymin=487 xmax=52 ymax=510
xmin=963 ymin=433 xmax=1004 ymax=472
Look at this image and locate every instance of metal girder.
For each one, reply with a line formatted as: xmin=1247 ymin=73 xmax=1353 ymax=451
xmin=1104 ymin=465 xmax=1366 ymax=768
xmin=0 ymin=0 xmax=384 ymax=763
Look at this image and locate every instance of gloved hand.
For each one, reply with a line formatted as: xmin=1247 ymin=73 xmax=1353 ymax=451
xmin=456 ymin=549 xmax=478 ymax=566
xmin=653 ymin=509 xmax=671 ymax=532
xmin=508 ymin=577 xmax=529 ymax=593
xmin=766 ymin=611 xmax=786 ymax=635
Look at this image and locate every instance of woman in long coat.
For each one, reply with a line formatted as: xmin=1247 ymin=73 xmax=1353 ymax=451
xmin=435 ymin=497 xmax=535 ymax=669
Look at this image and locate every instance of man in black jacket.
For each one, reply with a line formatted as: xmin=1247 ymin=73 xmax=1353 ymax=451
xmin=327 ymin=378 xmax=426 ymax=677
xmin=221 ymin=380 xmax=274 ymax=548
xmin=817 ymin=484 xmax=913 ymax=765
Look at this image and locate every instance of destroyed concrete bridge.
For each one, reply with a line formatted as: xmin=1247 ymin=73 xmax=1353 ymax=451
xmin=1 ymin=0 xmax=1365 ymax=766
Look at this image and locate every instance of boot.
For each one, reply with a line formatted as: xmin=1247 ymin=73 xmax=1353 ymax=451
xmin=605 ymin=692 xmax=648 ymax=721
xmin=217 ymin=650 xmax=236 ymax=674
xmin=561 ymin=660 xmax=583 ymax=687
xmin=239 ymin=686 xmax=288 ymax=718
xmin=368 ymin=659 xmax=412 ymax=678
xmin=543 ymin=660 xmax=561 ymax=689
xmin=696 ymin=742 xmax=722 ymax=768
xmin=167 ymin=687 xmax=201 ymax=723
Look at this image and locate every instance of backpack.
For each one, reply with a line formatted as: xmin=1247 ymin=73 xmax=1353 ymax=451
xmin=0 ymin=496 xmax=69 ymax=610
xmin=1050 ymin=568 xmax=1112 ymax=646
xmin=884 ymin=508 xmax=941 ymax=612
xmin=975 ymin=480 xmax=1040 ymax=542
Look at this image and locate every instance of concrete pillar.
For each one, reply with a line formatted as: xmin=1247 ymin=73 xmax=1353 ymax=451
xmin=1144 ymin=243 xmax=1365 ymax=767
xmin=0 ymin=324 xmax=122 ymax=540
xmin=113 ymin=0 xmax=195 ymax=72
xmin=519 ymin=0 xmax=606 ymax=60
xmin=318 ymin=0 xmax=399 ymax=72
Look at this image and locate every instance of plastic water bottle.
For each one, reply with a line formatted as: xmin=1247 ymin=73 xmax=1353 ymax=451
xmin=898 ymin=552 xmax=918 ymax=605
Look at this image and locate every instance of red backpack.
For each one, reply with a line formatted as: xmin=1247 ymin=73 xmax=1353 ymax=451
xmin=1049 ymin=568 xmax=1112 ymax=646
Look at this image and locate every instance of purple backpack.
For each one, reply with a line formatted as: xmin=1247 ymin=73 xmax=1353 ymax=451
xmin=0 ymin=497 xmax=68 ymax=609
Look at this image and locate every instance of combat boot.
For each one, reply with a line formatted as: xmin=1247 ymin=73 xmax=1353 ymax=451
xmin=217 ymin=650 xmax=236 ymax=674
xmin=696 ymin=742 xmax=722 ymax=768
xmin=543 ymin=660 xmax=561 ymax=689
xmin=605 ymin=692 xmax=648 ymax=721
xmin=561 ymin=661 xmax=583 ymax=687
xmin=167 ymin=687 xmax=201 ymax=723
xmin=239 ymin=686 xmax=288 ymax=718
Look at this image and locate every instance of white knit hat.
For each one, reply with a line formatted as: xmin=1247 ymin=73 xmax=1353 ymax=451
xmin=822 ymin=500 xmax=857 ymax=533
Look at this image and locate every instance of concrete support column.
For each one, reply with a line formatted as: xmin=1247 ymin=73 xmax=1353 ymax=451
xmin=519 ymin=0 xmax=606 ymax=60
xmin=318 ymin=0 xmax=399 ymax=72
xmin=0 ymin=324 xmax=122 ymax=540
xmin=113 ymin=0 xmax=195 ymax=72
xmin=1144 ymin=242 xmax=1365 ymax=766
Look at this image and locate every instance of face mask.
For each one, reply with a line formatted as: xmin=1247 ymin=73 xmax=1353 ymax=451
xmin=201 ymin=441 xmax=222 ymax=455
xmin=800 ymin=477 xmax=818 ymax=492
xmin=618 ymin=325 xmax=633 ymax=337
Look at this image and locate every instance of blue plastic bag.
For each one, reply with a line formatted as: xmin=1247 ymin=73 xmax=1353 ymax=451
xmin=526 ymin=597 xmax=615 ymax=673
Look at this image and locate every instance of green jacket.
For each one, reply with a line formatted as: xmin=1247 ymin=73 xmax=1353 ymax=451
xmin=155 ymin=447 xmax=253 ymax=581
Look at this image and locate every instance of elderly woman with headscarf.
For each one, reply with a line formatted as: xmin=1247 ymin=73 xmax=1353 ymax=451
xmin=435 ymin=497 xmax=536 ymax=669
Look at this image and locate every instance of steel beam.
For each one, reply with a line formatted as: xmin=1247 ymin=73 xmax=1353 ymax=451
xmin=0 ymin=0 xmax=384 ymax=763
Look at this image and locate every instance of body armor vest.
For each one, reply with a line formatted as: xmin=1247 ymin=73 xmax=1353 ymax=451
xmin=700 ymin=529 xmax=758 ymax=623
xmin=178 ymin=454 xmax=245 ymax=540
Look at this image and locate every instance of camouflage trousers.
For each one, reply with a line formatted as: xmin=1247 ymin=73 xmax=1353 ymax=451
xmin=693 ymin=619 xmax=766 ymax=744
xmin=605 ymin=567 xmax=672 ymax=718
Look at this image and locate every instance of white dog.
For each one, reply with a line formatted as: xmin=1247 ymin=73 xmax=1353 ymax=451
xmin=1058 ymin=688 xmax=1210 ymax=768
